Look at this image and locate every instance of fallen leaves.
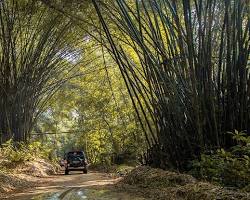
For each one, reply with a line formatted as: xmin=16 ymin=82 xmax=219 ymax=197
xmin=118 ymin=166 xmax=250 ymax=200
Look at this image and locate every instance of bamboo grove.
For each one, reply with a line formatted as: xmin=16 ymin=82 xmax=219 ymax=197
xmin=92 ymin=0 xmax=250 ymax=170
xmin=0 ymin=0 xmax=82 ymax=145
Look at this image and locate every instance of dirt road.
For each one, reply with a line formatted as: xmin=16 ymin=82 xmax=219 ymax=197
xmin=4 ymin=171 xmax=145 ymax=200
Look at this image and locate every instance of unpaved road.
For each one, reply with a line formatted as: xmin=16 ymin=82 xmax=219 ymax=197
xmin=4 ymin=171 xmax=145 ymax=200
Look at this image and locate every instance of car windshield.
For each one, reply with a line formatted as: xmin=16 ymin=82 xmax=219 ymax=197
xmin=67 ymin=151 xmax=85 ymax=160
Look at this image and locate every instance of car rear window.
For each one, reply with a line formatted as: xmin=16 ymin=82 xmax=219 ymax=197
xmin=67 ymin=151 xmax=85 ymax=159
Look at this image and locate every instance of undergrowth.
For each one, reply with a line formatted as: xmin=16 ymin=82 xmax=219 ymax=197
xmin=0 ymin=139 xmax=54 ymax=164
xmin=121 ymin=166 xmax=249 ymax=200
xmin=190 ymin=130 xmax=250 ymax=190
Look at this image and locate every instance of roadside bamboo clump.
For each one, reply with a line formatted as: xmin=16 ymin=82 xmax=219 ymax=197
xmin=0 ymin=0 xmax=82 ymax=145
xmin=93 ymin=0 xmax=250 ymax=170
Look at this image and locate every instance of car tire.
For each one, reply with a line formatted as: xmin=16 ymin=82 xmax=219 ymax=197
xmin=83 ymin=168 xmax=88 ymax=174
xmin=65 ymin=168 xmax=69 ymax=175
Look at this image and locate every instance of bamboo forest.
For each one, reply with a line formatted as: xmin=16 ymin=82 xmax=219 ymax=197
xmin=0 ymin=0 xmax=249 ymax=200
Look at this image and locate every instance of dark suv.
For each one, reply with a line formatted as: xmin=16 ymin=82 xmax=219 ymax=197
xmin=64 ymin=151 xmax=88 ymax=175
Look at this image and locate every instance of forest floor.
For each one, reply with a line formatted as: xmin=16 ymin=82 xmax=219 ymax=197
xmin=0 ymin=163 xmax=249 ymax=200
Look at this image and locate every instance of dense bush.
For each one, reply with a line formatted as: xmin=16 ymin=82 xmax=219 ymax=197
xmin=0 ymin=140 xmax=53 ymax=163
xmin=190 ymin=131 xmax=250 ymax=189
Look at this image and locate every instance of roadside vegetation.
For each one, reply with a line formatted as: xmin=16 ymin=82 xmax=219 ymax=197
xmin=0 ymin=140 xmax=58 ymax=197
xmin=119 ymin=166 xmax=250 ymax=200
xmin=190 ymin=131 xmax=250 ymax=190
xmin=0 ymin=140 xmax=54 ymax=165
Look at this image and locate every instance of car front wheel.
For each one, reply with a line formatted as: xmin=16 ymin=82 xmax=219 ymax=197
xmin=83 ymin=168 xmax=87 ymax=174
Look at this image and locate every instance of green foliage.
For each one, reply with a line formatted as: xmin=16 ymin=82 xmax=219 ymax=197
xmin=93 ymin=0 xmax=250 ymax=171
xmin=0 ymin=0 xmax=85 ymax=145
xmin=0 ymin=140 xmax=54 ymax=164
xmin=34 ymin=41 xmax=146 ymax=165
xmin=190 ymin=131 xmax=250 ymax=189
